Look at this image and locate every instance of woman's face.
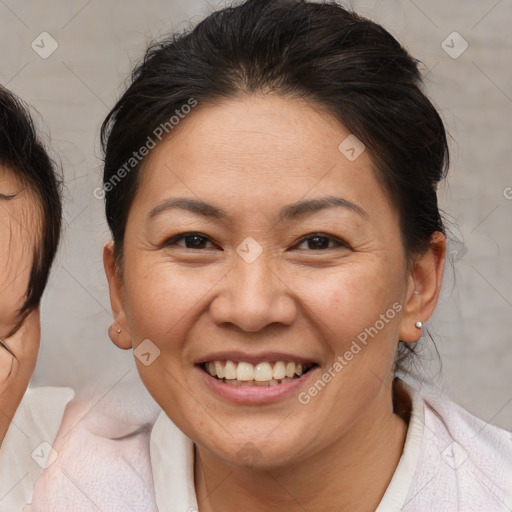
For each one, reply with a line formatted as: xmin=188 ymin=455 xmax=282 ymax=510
xmin=106 ymin=95 xmax=441 ymax=468
xmin=0 ymin=166 xmax=40 ymax=336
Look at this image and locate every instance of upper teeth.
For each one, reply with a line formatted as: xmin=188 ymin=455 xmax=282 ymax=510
xmin=205 ymin=360 xmax=307 ymax=381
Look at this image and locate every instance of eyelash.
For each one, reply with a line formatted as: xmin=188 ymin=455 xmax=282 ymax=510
xmin=162 ymin=232 xmax=350 ymax=251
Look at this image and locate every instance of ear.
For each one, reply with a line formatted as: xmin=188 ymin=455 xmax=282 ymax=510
xmin=103 ymin=241 xmax=132 ymax=350
xmin=399 ymin=231 xmax=446 ymax=343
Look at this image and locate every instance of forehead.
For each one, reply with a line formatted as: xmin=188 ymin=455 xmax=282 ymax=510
xmin=0 ymin=164 xmax=25 ymax=191
xmin=134 ymin=95 xmax=397 ymax=226
xmin=0 ymin=165 xmax=41 ymax=227
xmin=146 ymin=95 xmax=361 ymax=175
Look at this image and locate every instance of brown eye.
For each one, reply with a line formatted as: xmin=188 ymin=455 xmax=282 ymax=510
xmin=294 ymin=233 xmax=350 ymax=251
xmin=163 ymin=232 xmax=216 ymax=250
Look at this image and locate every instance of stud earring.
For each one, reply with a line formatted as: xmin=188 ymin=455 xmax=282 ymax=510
xmin=116 ymin=328 xmax=121 ymax=334
xmin=415 ymin=321 xmax=423 ymax=329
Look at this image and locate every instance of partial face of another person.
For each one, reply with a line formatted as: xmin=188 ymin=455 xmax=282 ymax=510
xmin=106 ymin=95 xmax=441 ymax=469
xmin=0 ymin=166 xmax=40 ymax=337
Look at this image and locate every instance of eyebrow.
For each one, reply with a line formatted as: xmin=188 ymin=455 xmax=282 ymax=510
xmin=147 ymin=195 xmax=369 ymax=223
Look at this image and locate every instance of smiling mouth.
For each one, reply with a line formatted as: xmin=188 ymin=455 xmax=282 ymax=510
xmin=200 ymin=360 xmax=317 ymax=386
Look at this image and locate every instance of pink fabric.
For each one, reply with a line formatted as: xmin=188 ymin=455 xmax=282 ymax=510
xmin=31 ymin=378 xmax=160 ymax=512
xmin=400 ymin=384 xmax=512 ymax=511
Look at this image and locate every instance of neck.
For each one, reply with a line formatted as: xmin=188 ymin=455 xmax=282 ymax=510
xmin=194 ymin=377 xmax=410 ymax=512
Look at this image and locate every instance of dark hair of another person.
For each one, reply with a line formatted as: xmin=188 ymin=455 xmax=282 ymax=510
xmin=0 ymin=85 xmax=62 ymax=333
xmin=100 ymin=0 xmax=449 ymax=375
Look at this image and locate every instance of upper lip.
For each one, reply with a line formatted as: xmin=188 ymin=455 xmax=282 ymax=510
xmin=195 ymin=351 xmax=318 ymax=366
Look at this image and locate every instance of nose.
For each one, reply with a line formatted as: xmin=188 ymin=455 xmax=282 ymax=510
xmin=209 ymin=252 xmax=297 ymax=332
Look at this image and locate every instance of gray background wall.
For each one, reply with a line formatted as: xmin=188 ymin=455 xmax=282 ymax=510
xmin=1 ymin=0 xmax=511 ymax=429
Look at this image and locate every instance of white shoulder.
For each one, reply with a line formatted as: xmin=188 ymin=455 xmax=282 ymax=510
xmin=0 ymin=386 xmax=75 ymax=511
xmin=405 ymin=383 xmax=512 ymax=510
xmin=29 ymin=377 xmax=161 ymax=511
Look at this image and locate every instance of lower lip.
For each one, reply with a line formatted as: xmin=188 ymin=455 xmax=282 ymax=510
xmin=196 ymin=365 xmax=319 ymax=404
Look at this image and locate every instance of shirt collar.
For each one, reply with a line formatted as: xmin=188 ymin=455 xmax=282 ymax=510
xmin=375 ymin=378 xmax=425 ymax=511
xmin=150 ymin=411 xmax=198 ymax=512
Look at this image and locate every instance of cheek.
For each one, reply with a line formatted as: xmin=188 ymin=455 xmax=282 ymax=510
xmin=291 ymin=259 xmax=406 ymax=418
xmin=302 ymin=260 xmax=404 ymax=345
xmin=281 ymin=263 xmax=405 ymax=436
xmin=123 ymin=257 xmax=219 ymax=344
xmin=0 ymin=226 xmax=33 ymax=333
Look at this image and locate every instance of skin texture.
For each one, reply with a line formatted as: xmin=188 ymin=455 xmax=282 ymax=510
xmin=104 ymin=95 xmax=446 ymax=511
xmin=0 ymin=166 xmax=41 ymax=445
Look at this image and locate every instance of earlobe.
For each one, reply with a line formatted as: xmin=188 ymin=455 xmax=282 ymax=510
xmin=103 ymin=241 xmax=132 ymax=350
xmin=399 ymin=232 xmax=446 ymax=343
xmin=107 ymin=323 xmax=131 ymax=349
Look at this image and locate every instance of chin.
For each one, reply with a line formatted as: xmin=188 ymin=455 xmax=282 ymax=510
xmin=192 ymin=420 xmax=311 ymax=469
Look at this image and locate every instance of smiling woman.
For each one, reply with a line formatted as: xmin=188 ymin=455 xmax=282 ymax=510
xmin=91 ymin=0 xmax=511 ymax=509
xmin=8 ymin=0 xmax=512 ymax=511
